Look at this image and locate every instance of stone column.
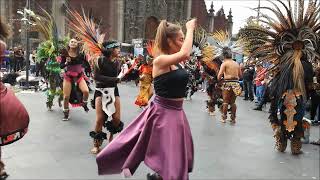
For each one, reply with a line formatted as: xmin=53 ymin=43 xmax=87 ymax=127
xmin=52 ymin=0 xmax=65 ymax=38
xmin=116 ymin=0 xmax=124 ymax=42
xmin=186 ymin=0 xmax=192 ymax=19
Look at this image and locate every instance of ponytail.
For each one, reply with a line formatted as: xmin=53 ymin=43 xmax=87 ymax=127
xmin=154 ymin=20 xmax=181 ymax=57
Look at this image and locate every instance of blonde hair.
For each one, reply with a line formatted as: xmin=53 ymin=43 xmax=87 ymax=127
xmin=153 ymin=20 xmax=181 ymax=57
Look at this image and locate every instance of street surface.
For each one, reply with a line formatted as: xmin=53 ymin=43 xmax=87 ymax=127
xmin=3 ymin=82 xmax=320 ymax=179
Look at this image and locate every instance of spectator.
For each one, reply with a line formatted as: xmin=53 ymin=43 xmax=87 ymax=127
xmin=254 ymin=64 xmax=267 ymax=104
xmin=29 ymin=50 xmax=36 ymax=75
xmin=310 ymin=63 xmax=320 ymax=125
xmin=242 ymin=65 xmax=255 ymax=101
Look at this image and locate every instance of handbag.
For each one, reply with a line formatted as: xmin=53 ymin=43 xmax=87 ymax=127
xmin=0 ymin=83 xmax=29 ymax=146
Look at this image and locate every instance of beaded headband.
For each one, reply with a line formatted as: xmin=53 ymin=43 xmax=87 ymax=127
xmin=105 ymin=42 xmax=120 ymax=49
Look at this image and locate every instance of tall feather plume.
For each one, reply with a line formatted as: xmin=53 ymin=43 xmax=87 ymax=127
xmin=30 ymin=7 xmax=63 ymax=62
xmin=66 ymin=7 xmax=105 ymax=59
xmin=194 ymin=26 xmax=208 ymax=49
xmin=245 ymin=0 xmax=320 ymax=100
xmin=209 ymin=30 xmax=248 ymax=57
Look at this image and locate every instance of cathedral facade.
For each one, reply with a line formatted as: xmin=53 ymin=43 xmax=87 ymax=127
xmin=0 ymin=0 xmax=233 ymax=47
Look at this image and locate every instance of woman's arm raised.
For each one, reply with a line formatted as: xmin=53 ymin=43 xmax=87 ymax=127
xmin=154 ymin=19 xmax=196 ymax=69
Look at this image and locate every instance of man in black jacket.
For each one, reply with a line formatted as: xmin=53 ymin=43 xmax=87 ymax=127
xmin=242 ymin=65 xmax=255 ymax=101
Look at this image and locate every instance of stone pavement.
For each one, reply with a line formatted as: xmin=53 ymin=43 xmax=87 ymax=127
xmin=3 ymin=82 xmax=319 ymax=179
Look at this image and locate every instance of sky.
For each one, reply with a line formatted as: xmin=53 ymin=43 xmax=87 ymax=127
xmin=204 ymin=0 xmax=261 ymax=34
xmin=204 ymin=0 xmax=315 ymax=35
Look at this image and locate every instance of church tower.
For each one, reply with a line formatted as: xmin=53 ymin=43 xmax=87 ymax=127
xmin=227 ymin=8 xmax=233 ymax=36
xmin=208 ymin=1 xmax=215 ymax=33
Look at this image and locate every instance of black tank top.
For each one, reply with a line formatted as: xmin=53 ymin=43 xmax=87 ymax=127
xmin=154 ymin=64 xmax=189 ymax=98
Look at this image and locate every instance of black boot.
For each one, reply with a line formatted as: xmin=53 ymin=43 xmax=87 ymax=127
xmin=147 ymin=173 xmax=162 ymax=180
xmin=62 ymin=109 xmax=69 ymax=121
xmin=253 ymin=106 xmax=262 ymax=111
xmin=0 ymin=161 xmax=9 ymax=180
xmin=82 ymin=101 xmax=89 ymax=112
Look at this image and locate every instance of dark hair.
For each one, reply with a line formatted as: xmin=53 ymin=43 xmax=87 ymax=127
xmin=300 ymin=52 xmax=308 ymax=62
xmin=102 ymin=40 xmax=118 ymax=59
xmin=154 ymin=20 xmax=181 ymax=56
xmin=222 ymin=47 xmax=232 ymax=59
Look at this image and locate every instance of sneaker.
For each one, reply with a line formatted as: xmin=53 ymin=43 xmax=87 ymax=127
xmin=147 ymin=173 xmax=162 ymax=180
xmin=253 ymin=106 xmax=262 ymax=111
xmin=62 ymin=110 xmax=69 ymax=121
xmin=243 ymin=98 xmax=249 ymax=101
xmin=82 ymin=103 xmax=89 ymax=112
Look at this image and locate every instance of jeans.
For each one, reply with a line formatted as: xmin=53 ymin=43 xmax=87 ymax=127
xmin=243 ymin=80 xmax=254 ymax=99
xmin=256 ymin=85 xmax=265 ymax=102
xmin=310 ymin=93 xmax=320 ymax=121
xmin=30 ymin=64 xmax=36 ymax=74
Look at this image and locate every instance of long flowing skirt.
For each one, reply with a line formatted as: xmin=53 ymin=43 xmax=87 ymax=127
xmin=97 ymin=95 xmax=194 ymax=180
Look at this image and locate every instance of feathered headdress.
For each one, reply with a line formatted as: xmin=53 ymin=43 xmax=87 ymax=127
xmin=31 ymin=7 xmax=69 ymax=74
xmin=31 ymin=7 xmax=60 ymax=61
xmin=66 ymin=8 xmax=105 ymax=62
xmin=208 ymin=31 xmax=248 ymax=58
xmin=245 ymin=0 xmax=320 ymax=99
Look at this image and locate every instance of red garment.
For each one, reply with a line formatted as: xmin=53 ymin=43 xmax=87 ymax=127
xmin=255 ymin=68 xmax=267 ymax=86
xmin=139 ymin=64 xmax=153 ymax=75
xmin=0 ymin=83 xmax=29 ymax=146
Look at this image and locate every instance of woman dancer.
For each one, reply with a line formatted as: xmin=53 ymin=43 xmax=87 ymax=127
xmin=134 ymin=56 xmax=153 ymax=108
xmin=60 ymin=38 xmax=89 ymax=121
xmin=96 ymin=19 xmax=196 ymax=180
xmin=90 ymin=41 xmax=124 ymax=154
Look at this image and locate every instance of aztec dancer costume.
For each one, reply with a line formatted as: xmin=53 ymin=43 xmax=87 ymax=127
xmin=245 ymin=0 xmax=319 ymax=154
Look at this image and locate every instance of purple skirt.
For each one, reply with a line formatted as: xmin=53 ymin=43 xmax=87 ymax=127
xmin=96 ymin=95 xmax=194 ymax=180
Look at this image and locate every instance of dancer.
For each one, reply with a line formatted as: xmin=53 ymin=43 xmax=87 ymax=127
xmin=134 ymin=55 xmax=153 ymax=107
xmin=202 ymin=57 xmax=223 ymax=115
xmin=64 ymin=9 xmax=124 ymax=153
xmin=217 ymin=48 xmax=242 ymax=123
xmin=31 ymin=8 xmax=67 ymax=110
xmin=207 ymin=31 xmax=246 ymax=123
xmin=90 ymin=41 xmax=124 ymax=154
xmin=0 ymin=17 xmax=29 ymax=180
xmin=245 ymin=0 xmax=319 ymax=154
xmin=60 ymin=38 xmax=89 ymax=121
xmin=96 ymin=19 xmax=196 ymax=180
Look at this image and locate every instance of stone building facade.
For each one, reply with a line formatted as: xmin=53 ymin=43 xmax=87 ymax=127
xmin=0 ymin=0 xmax=233 ymax=47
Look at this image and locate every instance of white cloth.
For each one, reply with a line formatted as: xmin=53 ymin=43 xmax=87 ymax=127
xmin=96 ymin=87 xmax=116 ymax=117
xmin=117 ymin=64 xmax=129 ymax=79
xmin=29 ymin=54 xmax=35 ymax=65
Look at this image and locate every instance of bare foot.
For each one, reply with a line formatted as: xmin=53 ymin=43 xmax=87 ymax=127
xmin=91 ymin=147 xmax=100 ymax=154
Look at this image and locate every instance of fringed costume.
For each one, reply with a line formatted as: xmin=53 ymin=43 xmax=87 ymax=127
xmin=208 ymin=31 xmax=247 ymax=122
xmin=135 ymin=42 xmax=154 ymax=107
xmin=245 ymin=0 xmax=319 ymax=154
xmin=31 ymin=8 xmax=67 ymax=110
xmin=134 ymin=60 xmax=153 ymax=107
xmin=201 ymin=45 xmax=223 ymax=115
xmin=60 ymin=52 xmax=88 ymax=107
xmin=184 ymin=55 xmax=201 ymax=100
xmin=66 ymin=9 xmax=125 ymax=153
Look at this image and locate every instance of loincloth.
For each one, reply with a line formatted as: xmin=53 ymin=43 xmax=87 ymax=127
xmin=221 ymin=80 xmax=242 ymax=96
